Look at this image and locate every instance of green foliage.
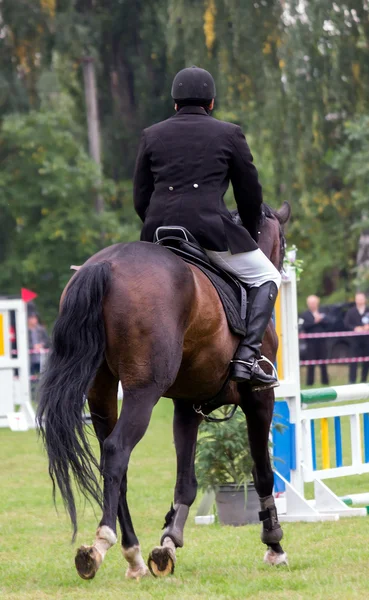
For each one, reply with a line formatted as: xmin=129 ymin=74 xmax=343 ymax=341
xmin=195 ymin=409 xmax=253 ymax=491
xmin=327 ymin=115 xmax=369 ymax=291
xmin=1 ymin=0 xmax=369 ymax=320
xmin=0 ymin=92 xmax=140 ymax=323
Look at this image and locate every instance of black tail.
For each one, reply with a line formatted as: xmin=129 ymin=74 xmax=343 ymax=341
xmin=37 ymin=261 xmax=111 ymax=541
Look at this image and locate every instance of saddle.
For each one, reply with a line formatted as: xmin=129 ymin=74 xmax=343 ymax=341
xmin=154 ymin=226 xmax=247 ymax=336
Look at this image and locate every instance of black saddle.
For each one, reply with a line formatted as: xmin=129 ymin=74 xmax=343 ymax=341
xmin=154 ymin=226 xmax=247 ymax=336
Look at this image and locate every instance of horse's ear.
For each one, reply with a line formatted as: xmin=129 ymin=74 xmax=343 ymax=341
xmin=70 ymin=265 xmax=81 ymax=271
xmin=276 ymin=201 xmax=291 ymax=225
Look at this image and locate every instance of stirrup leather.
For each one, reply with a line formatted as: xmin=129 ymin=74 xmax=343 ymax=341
xmin=230 ymin=359 xmax=254 ymax=366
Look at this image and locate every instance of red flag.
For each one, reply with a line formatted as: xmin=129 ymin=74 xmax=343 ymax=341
xmin=21 ymin=288 xmax=38 ymax=303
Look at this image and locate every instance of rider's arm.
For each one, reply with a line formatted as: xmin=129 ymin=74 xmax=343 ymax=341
xmin=229 ymin=126 xmax=263 ymax=242
xmin=133 ymin=131 xmax=154 ymax=222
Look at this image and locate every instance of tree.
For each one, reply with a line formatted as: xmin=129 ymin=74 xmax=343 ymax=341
xmin=1 ymin=0 xmax=369 ymax=316
xmin=0 ymin=90 xmax=139 ymax=323
xmin=328 ymin=115 xmax=369 ymax=293
xmin=0 ymin=0 xmax=56 ymax=112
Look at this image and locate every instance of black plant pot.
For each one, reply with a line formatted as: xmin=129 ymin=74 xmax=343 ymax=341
xmin=244 ymin=481 xmax=260 ymax=524
xmin=215 ymin=482 xmax=259 ymax=526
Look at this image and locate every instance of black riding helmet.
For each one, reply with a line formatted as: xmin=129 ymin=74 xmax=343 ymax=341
xmin=171 ymin=66 xmax=216 ymax=105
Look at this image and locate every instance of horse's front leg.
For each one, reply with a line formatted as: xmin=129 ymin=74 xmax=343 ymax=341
xmin=239 ymin=386 xmax=288 ymax=566
xmin=148 ymin=400 xmax=202 ymax=577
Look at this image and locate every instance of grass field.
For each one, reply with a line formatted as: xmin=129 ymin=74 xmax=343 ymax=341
xmin=1 ymin=397 xmax=369 ymax=600
xmin=299 ymin=364 xmax=361 ymax=389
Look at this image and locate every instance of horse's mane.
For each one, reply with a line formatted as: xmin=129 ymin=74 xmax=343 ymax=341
xmin=231 ymin=201 xmax=290 ymax=227
xmin=261 ymin=203 xmax=290 ymax=272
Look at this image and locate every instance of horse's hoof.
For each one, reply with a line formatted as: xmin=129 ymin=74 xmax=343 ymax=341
xmin=125 ymin=564 xmax=150 ymax=580
xmin=75 ymin=545 xmax=103 ymax=580
xmin=263 ymin=548 xmax=288 ymax=566
xmin=147 ymin=546 xmax=175 ymax=577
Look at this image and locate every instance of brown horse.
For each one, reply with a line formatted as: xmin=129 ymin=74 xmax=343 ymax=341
xmin=37 ymin=202 xmax=290 ymax=580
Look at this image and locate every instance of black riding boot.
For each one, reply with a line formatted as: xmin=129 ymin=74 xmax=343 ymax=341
xmin=230 ymin=281 xmax=279 ymax=391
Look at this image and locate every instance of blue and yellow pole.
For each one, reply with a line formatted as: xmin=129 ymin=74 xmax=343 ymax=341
xmin=321 ymin=418 xmax=330 ymax=470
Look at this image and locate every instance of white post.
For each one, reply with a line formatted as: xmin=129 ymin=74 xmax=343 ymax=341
xmin=0 ymin=298 xmax=35 ymax=429
xmin=0 ymin=307 xmax=13 ymax=425
xmin=301 ymin=417 xmax=314 ymax=481
xmin=15 ymin=300 xmax=34 ymax=427
xmin=350 ymin=413 xmax=362 ymax=467
xmin=280 ymin=268 xmax=303 ymax=495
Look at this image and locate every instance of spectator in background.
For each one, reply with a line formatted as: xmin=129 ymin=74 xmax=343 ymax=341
xmin=301 ymin=295 xmax=331 ymax=386
xmin=344 ymin=292 xmax=369 ymax=384
xmin=27 ymin=310 xmax=50 ymax=377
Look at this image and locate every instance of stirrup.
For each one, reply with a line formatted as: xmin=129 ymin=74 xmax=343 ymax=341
xmin=252 ymin=356 xmax=279 ymax=391
xmin=258 ymin=356 xmax=279 ymax=379
xmin=230 ymin=356 xmax=280 ymax=391
xmin=231 ymin=356 xmax=278 ymax=376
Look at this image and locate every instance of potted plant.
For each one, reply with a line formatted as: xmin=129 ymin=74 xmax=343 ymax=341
xmin=195 ymin=407 xmax=257 ymax=526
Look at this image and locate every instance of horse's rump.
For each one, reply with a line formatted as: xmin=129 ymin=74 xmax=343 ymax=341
xmin=81 ymin=242 xmax=238 ymax=398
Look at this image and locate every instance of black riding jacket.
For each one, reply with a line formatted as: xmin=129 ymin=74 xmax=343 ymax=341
xmin=133 ymin=105 xmax=263 ymax=254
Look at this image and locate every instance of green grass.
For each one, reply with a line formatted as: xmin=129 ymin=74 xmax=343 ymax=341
xmin=1 ymin=398 xmax=369 ymax=599
xmin=300 ymin=364 xmax=367 ymax=389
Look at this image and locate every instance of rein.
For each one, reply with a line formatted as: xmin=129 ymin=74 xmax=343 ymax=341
xmin=194 ymin=403 xmax=238 ymax=423
xmin=193 ymin=377 xmax=238 ymax=423
xmin=193 ymin=357 xmax=277 ymax=423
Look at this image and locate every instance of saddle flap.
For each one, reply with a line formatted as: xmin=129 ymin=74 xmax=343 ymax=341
xmin=154 ymin=226 xmax=247 ymax=335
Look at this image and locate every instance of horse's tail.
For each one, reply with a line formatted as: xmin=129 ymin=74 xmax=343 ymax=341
xmin=37 ymin=261 xmax=111 ymax=541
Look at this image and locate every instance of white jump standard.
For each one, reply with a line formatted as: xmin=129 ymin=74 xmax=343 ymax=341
xmin=0 ymin=297 xmax=35 ymax=430
xmin=273 ymin=268 xmax=369 ymax=521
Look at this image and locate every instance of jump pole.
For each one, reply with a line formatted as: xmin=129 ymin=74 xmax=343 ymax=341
xmin=301 ymin=384 xmax=369 ymax=405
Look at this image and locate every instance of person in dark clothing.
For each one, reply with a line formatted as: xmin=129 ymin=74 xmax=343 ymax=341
xmin=133 ymin=66 xmax=281 ymax=390
xmin=344 ymin=292 xmax=369 ymax=383
xmin=301 ymin=295 xmax=330 ymax=386
xmin=28 ymin=311 xmax=50 ymax=376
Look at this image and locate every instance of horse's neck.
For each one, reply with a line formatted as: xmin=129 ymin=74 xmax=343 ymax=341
xmin=259 ymin=222 xmax=280 ymax=271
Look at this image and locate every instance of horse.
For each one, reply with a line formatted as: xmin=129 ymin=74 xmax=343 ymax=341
xmin=37 ymin=201 xmax=291 ymax=580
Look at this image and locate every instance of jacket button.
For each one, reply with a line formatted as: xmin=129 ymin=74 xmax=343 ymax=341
xmin=169 ymin=186 xmax=174 ymax=191
xmin=193 ymin=183 xmax=199 ymax=188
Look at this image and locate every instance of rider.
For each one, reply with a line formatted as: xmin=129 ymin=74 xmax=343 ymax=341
xmin=133 ymin=66 xmax=281 ymax=390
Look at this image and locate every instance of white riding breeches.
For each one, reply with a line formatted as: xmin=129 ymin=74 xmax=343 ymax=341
xmin=205 ymin=248 xmax=281 ymax=289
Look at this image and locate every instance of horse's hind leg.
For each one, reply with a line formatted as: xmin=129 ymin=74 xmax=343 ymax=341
xmin=240 ymin=387 xmax=288 ymax=566
xmin=75 ymin=360 xmax=119 ymax=580
xmin=75 ymin=379 xmax=160 ymax=580
xmin=117 ymin=470 xmax=149 ymax=579
xmin=148 ymin=401 xmax=202 ymax=577
xmin=103 ymin=381 xmax=165 ymax=580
